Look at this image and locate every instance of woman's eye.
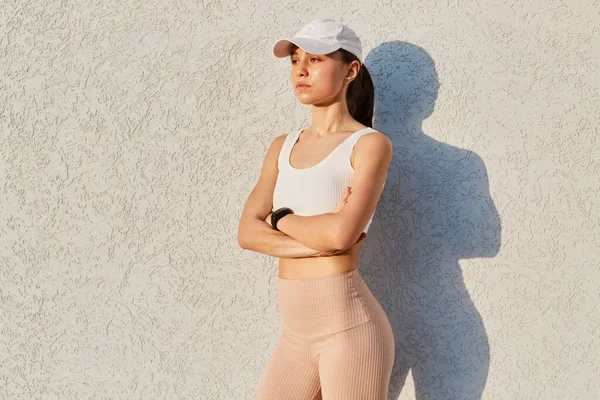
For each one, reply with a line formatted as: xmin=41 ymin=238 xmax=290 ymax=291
xmin=291 ymin=58 xmax=318 ymax=64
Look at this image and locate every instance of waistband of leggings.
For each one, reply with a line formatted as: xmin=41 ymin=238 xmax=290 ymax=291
xmin=277 ymin=269 xmax=367 ymax=317
xmin=278 ymin=268 xmax=357 ymax=282
xmin=276 ymin=268 xmax=375 ymax=339
xmin=277 ymin=268 xmax=360 ymax=298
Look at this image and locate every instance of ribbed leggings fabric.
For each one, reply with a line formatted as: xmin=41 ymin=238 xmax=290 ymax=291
xmin=254 ymin=268 xmax=395 ymax=400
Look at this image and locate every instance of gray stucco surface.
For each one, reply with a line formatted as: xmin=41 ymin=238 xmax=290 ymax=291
xmin=1 ymin=1 xmax=598 ymax=399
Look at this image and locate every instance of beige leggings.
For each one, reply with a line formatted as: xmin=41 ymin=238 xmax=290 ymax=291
xmin=254 ymin=268 xmax=395 ymax=400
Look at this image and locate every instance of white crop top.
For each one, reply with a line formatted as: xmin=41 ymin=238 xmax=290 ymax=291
xmin=272 ymin=126 xmax=386 ymax=233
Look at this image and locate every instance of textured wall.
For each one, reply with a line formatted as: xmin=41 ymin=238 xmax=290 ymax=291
xmin=1 ymin=0 xmax=598 ymax=399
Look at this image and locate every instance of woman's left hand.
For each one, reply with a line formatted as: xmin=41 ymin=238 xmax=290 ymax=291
xmin=335 ymin=186 xmax=352 ymax=213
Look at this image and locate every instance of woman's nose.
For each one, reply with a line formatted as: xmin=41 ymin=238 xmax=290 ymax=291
xmin=296 ymin=65 xmax=308 ymax=75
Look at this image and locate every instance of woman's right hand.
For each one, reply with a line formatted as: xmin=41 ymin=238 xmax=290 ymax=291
xmin=312 ymin=186 xmax=367 ymax=257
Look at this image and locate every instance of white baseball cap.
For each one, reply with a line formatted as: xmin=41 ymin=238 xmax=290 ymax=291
xmin=273 ymin=19 xmax=363 ymax=64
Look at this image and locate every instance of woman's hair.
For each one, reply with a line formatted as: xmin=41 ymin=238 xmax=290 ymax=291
xmin=337 ymin=49 xmax=374 ymax=128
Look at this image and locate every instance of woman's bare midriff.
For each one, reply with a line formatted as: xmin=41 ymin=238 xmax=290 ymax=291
xmin=278 ymin=241 xmax=363 ymax=279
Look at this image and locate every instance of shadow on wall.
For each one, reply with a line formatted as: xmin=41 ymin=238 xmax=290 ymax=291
xmin=359 ymin=41 xmax=502 ymax=400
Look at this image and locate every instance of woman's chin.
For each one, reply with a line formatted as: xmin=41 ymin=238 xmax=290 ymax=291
xmin=295 ymin=92 xmax=320 ymax=103
xmin=296 ymin=96 xmax=315 ymax=105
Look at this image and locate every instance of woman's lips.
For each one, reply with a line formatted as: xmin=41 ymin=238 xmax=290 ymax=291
xmin=296 ymin=84 xmax=310 ymax=90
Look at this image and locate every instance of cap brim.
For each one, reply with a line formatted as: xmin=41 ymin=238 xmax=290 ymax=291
xmin=273 ymin=37 xmax=341 ymax=58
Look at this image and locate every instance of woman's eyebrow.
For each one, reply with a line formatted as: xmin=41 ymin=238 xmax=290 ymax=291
xmin=290 ymin=50 xmax=318 ymax=57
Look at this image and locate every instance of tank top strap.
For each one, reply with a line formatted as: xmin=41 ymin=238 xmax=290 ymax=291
xmin=345 ymin=127 xmax=378 ymax=151
xmin=339 ymin=127 xmax=378 ymax=163
xmin=278 ymin=128 xmax=303 ymax=171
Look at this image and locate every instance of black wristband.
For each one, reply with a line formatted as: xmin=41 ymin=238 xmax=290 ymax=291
xmin=271 ymin=207 xmax=294 ymax=231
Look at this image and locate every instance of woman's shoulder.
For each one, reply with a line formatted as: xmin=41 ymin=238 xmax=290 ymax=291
xmin=353 ymin=129 xmax=393 ymax=158
xmin=275 ymin=128 xmax=300 ymax=141
xmin=266 ymin=131 xmax=296 ymax=160
xmin=356 ymin=128 xmax=391 ymax=146
xmin=270 ymin=131 xmax=293 ymax=146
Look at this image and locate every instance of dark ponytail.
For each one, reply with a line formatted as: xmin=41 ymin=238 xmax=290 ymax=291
xmin=338 ymin=49 xmax=374 ymax=128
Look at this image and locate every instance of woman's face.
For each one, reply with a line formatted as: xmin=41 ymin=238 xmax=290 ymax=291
xmin=289 ymin=47 xmax=351 ymax=105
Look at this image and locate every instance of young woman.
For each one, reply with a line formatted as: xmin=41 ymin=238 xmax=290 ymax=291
xmin=237 ymin=19 xmax=394 ymax=400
